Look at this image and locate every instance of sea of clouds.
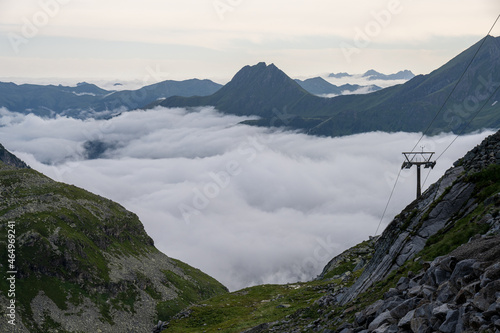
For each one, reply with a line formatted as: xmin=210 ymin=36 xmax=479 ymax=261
xmin=0 ymin=106 xmax=494 ymax=291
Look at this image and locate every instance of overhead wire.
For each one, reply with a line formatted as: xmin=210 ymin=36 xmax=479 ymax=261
xmin=375 ymin=168 xmax=402 ymax=236
xmin=374 ymin=14 xmax=500 ymax=236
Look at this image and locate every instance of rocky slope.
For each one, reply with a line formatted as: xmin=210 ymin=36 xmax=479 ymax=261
xmin=0 ymin=146 xmax=228 ymax=332
xmin=158 ymin=129 xmax=500 ymax=333
xmin=248 ymin=132 xmax=500 ymax=332
xmin=339 ymin=131 xmax=500 ymax=305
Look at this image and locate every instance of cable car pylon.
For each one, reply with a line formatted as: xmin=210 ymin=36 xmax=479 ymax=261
xmin=401 ymin=150 xmax=436 ymax=199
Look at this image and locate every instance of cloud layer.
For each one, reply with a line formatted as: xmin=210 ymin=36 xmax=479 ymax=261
xmin=0 ymin=107 xmax=494 ymax=290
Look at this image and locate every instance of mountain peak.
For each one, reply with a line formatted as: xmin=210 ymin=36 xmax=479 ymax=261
xmin=363 ymin=69 xmax=415 ymax=80
xmin=232 ymin=62 xmax=282 ymax=80
xmin=363 ymin=69 xmax=381 ymax=77
xmin=328 ymin=72 xmax=352 ymax=78
xmin=156 ymin=62 xmax=314 ymax=117
xmin=203 ymin=62 xmax=311 ymax=116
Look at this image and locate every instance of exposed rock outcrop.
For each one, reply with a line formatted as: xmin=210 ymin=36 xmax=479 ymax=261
xmin=344 ymin=236 xmax=500 ymax=333
xmin=0 ymin=143 xmax=29 ymax=169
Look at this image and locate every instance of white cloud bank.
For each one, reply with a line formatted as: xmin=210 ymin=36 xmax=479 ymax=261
xmin=0 ymin=107 xmax=494 ymax=291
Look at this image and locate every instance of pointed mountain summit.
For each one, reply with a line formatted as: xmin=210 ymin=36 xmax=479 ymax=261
xmin=155 ymin=62 xmax=321 ymax=118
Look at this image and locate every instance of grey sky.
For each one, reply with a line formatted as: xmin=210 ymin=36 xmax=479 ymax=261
xmin=1 ymin=0 xmax=499 ymax=83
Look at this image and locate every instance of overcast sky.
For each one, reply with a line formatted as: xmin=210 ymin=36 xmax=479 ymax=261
xmin=0 ymin=107 xmax=493 ymax=290
xmin=0 ymin=0 xmax=499 ymax=83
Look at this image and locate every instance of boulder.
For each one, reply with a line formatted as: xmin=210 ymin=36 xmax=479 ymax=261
xmin=390 ymin=297 xmax=420 ymax=320
xmin=398 ymin=309 xmax=415 ymax=328
xmin=472 ymin=293 xmax=492 ymax=312
xmin=368 ymin=311 xmax=395 ymax=332
xmin=383 ymin=288 xmax=401 ymax=300
xmin=432 ymin=304 xmax=453 ymax=319
xmin=477 ymin=280 xmax=500 ymax=308
xmin=436 ymin=282 xmax=455 ymax=303
xmin=410 ymin=317 xmax=430 ymax=333
xmin=396 ymin=277 xmax=410 ymax=291
xmin=381 ymin=299 xmax=404 ymax=313
xmin=469 ymin=312 xmax=487 ymax=330
xmin=408 ymin=285 xmax=423 ymax=297
xmin=373 ymin=323 xmax=398 ymax=333
xmin=450 ymin=259 xmax=477 ymax=289
xmin=438 ymin=309 xmax=459 ymax=333
xmin=454 ymin=281 xmax=481 ymax=304
xmin=482 ymin=262 xmax=500 ymax=282
xmin=439 ymin=256 xmax=457 ymax=273
xmin=414 ymin=304 xmax=432 ymax=320
xmin=364 ymin=299 xmax=385 ymax=319
xmin=433 ymin=267 xmax=451 ymax=285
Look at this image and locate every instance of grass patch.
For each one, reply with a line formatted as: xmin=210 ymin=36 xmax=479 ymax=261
xmin=322 ymin=261 xmax=356 ymax=280
xmin=162 ymin=282 xmax=332 ymax=333
xmin=156 ymin=265 xmax=229 ymax=322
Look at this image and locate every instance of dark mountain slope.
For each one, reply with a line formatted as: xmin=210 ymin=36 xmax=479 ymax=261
xmin=0 ymin=146 xmax=227 ymax=332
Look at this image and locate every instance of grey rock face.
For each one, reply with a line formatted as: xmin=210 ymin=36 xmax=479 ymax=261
xmin=341 ymin=131 xmax=500 ymax=305
xmin=0 ymin=143 xmax=29 ymax=169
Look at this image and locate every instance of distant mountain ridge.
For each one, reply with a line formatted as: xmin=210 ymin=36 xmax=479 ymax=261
xmin=362 ymin=69 xmax=415 ymax=80
xmin=328 ymin=72 xmax=352 ymax=78
xmin=294 ymin=77 xmax=381 ymax=96
xmin=328 ymin=69 xmax=414 ymax=81
xmin=0 ymin=79 xmax=223 ymax=118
